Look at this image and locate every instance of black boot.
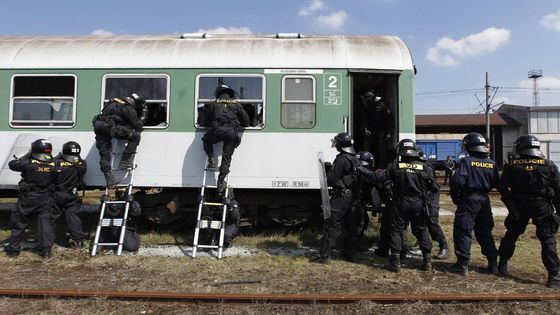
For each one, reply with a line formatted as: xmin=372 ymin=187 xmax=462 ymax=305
xmin=386 ymin=254 xmax=401 ymax=273
xmin=486 ymin=256 xmax=498 ymax=275
xmin=6 ymin=250 xmax=19 ymax=258
xmin=310 ymin=253 xmax=331 ymax=264
xmin=207 ymin=156 xmax=218 ymax=171
xmin=118 ymin=156 xmax=134 ymax=170
xmin=498 ymin=259 xmax=509 ymax=276
xmin=450 ymin=259 xmax=469 ymax=277
xmin=547 ymin=271 xmax=560 ymax=289
xmin=41 ymin=247 xmax=52 ymax=260
xmin=217 ymin=173 xmax=227 ymax=193
xmin=421 ymin=253 xmax=432 ymax=271
xmin=435 ymin=244 xmax=450 ymax=260
xmin=104 ymin=172 xmax=118 ymax=189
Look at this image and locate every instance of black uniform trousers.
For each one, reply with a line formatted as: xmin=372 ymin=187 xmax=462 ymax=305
xmin=453 ymin=192 xmax=498 ymax=262
xmin=320 ymin=190 xmax=359 ymax=258
xmin=499 ymin=197 xmax=560 ymax=273
xmin=202 ymin=126 xmax=237 ymax=176
xmin=94 ymin=121 xmax=141 ymax=173
xmin=53 ymin=191 xmax=84 ymax=242
xmin=377 ymin=205 xmax=392 ymax=253
xmin=427 ymin=207 xmax=447 ymax=247
xmin=390 ymin=196 xmax=432 ymax=255
xmin=7 ymin=191 xmax=55 ymax=254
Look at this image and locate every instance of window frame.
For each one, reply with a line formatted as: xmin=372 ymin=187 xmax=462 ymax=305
xmin=9 ymin=73 xmax=78 ymax=129
xmin=194 ymin=73 xmax=266 ymax=130
xmin=281 ymin=75 xmax=317 ymax=129
xmin=100 ymin=73 xmax=171 ymax=129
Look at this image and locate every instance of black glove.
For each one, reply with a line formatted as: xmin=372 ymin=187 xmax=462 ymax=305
xmin=324 ymin=162 xmax=332 ymax=173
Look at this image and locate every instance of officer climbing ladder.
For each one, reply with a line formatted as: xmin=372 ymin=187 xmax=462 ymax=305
xmin=91 ymin=140 xmax=139 ymax=256
xmin=192 ymin=159 xmax=230 ymax=259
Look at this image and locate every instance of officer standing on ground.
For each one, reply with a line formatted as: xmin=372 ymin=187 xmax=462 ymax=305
xmin=354 ymin=151 xmax=374 ymax=248
xmin=202 ymin=84 xmax=250 ymax=193
xmin=6 ymin=139 xmax=56 ymax=259
xmin=311 ymin=132 xmax=359 ymax=264
xmin=450 ymin=133 xmax=499 ymax=276
xmin=53 ymin=141 xmax=87 ymax=248
xmin=200 ymin=189 xmax=241 ymax=248
xmin=497 ymin=135 xmax=560 ymax=288
xmin=92 ymin=93 xmax=147 ymax=188
xmin=444 ymin=155 xmax=455 ymax=185
xmin=358 ymin=139 xmax=435 ymax=272
xmin=359 ymin=90 xmax=393 ymax=168
xmin=418 ymin=147 xmax=450 ymax=260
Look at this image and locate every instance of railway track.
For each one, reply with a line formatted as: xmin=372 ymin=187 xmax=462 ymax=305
xmin=1 ymin=289 xmax=559 ymax=304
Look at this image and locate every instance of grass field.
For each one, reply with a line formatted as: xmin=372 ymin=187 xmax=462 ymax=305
xmin=0 ymin=200 xmax=558 ymax=314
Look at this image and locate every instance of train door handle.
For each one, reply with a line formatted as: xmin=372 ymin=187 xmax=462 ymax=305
xmin=343 ymin=116 xmax=348 ymax=133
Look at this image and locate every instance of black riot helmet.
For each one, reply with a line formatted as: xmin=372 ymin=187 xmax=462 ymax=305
xmin=331 ymin=132 xmax=355 ymax=154
xmin=31 ymin=139 xmax=53 ymax=162
xmin=356 ymin=151 xmax=374 ymax=167
xmin=462 ymin=133 xmax=489 ymax=154
xmin=124 ymin=92 xmax=147 ymax=108
xmin=397 ymin=138 xmax=419 ymax=157
xmin=214 ymin=84 xmax=235 ymax=99
xmin=61 ymin=141 xmax=82 ymax=163
xmin=514 ymin=134 xmax=544 ymax=158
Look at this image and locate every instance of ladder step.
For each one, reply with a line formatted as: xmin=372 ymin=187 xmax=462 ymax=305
xmin=198 ymin=220 xmax=224 ymax=229
xmin=197 ymin=245 xmax=220 ymax=249
xmin=104 ymin=200 xmax=127 ymax=204
xmin=96 ymin=243 xmax=120 ymax=246
xmin=202 ymin=202 xmax=225 ymax=206
xmin=101 ymin=218 xmax=124 ymax=226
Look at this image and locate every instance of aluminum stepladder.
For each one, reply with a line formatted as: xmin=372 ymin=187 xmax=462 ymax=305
xmin=91 ymin=140 xmax=138 ymax=256
xmin=192 ymin=160 xmax=230 ymax=259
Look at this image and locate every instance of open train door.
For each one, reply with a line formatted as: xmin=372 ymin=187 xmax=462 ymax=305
xmin=350 ymin=72 xmax=399 ymax=169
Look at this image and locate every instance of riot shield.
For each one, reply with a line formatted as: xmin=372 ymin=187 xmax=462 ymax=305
xmin=317 ymin=151 xmax=331 ymax=219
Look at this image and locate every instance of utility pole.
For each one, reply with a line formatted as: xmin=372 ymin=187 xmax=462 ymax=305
xmin=528 ymin=70 xmax=543 ymax=107
xmin=485 ymin=72 xmax=490 ymax=140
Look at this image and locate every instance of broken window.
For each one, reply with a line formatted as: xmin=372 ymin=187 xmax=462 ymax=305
xmin=103 ymin=74 xmax=169 ymax=128
xmin=195 ymin=74 xmax=265 ymax=129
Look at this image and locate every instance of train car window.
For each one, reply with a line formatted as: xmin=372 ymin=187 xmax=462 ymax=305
xmin=10 ymin=75 xmax=76 ymax=128
xmin=281 ymin=76 xmax=316 ymax=129
xmin=102 ymin=74 xmax=170 ymax=128
xmin=195 ymin=74 xmax=265 ymax=129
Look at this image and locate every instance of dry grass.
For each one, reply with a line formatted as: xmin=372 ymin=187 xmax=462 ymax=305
xmin=0 ymin=195 xmax=556 ymax=313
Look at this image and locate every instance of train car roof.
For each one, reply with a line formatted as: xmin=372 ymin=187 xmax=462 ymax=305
xmin=0 ymin=34 xmax=414 ymax=70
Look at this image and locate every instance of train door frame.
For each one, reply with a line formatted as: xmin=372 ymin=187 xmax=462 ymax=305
xmin=349 ymin=71 xmax=400 ymax=169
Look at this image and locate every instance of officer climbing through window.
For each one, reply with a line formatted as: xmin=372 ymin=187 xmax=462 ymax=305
xmin=357 ymin=139 xmax=435 ymax=272
xmin=92 ymin=93 xmax=147 ymax=188
xmin=53 ymin=141 xmax=87 ymax=249
xmin=6 ymin=139 xmax=56 ymax=259
xmin=358 ymin=90 xmax=393 ymax=168
xmin=497 ymin=135 xmax=560 ymax=288
xmin=202 ymin=84 xmax=250 ymax=193
xmin=449 ymin=133 xmax=499 ymax=277
xmin=311 ymin=132 xmax=360 ymax=264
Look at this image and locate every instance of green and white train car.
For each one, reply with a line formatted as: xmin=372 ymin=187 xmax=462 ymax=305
xmin=0 ymin=34 xmax=415 ymax=219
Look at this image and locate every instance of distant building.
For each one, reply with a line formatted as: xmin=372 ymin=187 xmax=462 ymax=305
xmin=417 ymin=104 xmax=560 ymax=166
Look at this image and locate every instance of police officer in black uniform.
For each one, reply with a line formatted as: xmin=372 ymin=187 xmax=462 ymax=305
xmin=355 ymin=151 xmax=374 ymax=246
xmin=359 ymin=90 xmax=393 ymax=168
xmin=450 ymin=133 xmax=499 ymax=276
xmin=98 ymin=191 xmax=141 ymax=252
xmin=6 ymin=139 xmax=56 ymax=258
xmin=418 ymin=147 xmax=449 ymax=260
xmin=53 ymin=141 xmax=87 ymax=248
xmin=497 ymin=135 xmax=560 ymax=288
xmin=200 ymin=190 xmax=241 ymax=248
xmin=311 ymin=132 xmax=359 ymax=264
xmin=202 ymin=84 xmax=250 ymax=193
xmin=92 ymin=93 xmax=147 ymax=187
xmin=358 ymin=139 xmax=435 ymax=272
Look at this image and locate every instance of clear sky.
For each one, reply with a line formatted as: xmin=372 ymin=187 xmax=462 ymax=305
xmin=1 ymin=0 xmax=559 ymax=114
